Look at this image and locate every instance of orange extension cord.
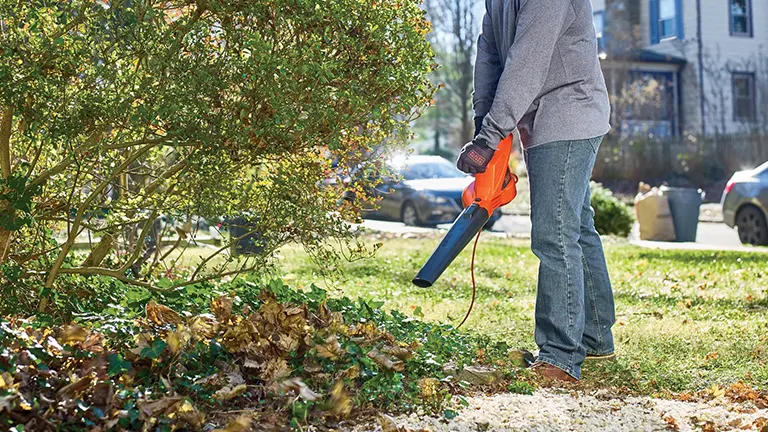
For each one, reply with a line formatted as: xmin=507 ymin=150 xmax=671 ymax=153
xmin=456 ymin=230 xmax=482 ymax=329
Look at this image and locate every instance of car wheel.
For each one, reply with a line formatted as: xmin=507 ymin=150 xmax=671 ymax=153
xmin=736 ymin=205 xmax=768 ymax=246
xmin=401 ymin=202 xmax=421 ymax=226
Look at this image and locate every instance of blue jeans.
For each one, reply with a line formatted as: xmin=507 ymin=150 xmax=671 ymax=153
xmin=524 ymin=136 xmax=616 ymax=380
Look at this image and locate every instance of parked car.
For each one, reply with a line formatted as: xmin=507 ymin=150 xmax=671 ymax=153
xmin=722 ymin=161 xmax=768 ymax=246
xmin=364 ymin=155 xmax=503 ymax=229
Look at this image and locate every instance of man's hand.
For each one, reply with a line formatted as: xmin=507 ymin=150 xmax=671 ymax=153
xmin=457 ymin=138 xmax=495 ymax=175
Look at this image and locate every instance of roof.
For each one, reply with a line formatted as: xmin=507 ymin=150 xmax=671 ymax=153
xmin=634 ymin=49 xmax=687 ymax=65
xmin=603 ymin=49 xmax=688 ymax=65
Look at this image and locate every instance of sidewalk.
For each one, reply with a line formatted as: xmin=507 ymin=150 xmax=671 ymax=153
xmin=630 ymin=239 xmax=768 ymax=253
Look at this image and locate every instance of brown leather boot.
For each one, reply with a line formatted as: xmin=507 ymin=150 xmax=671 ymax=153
xmin=530 ymin=362 xmax=578 ymax=383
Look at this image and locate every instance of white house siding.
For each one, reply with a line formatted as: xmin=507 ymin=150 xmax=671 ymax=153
xmin=644 ymin=0 xmax=768 ymax=134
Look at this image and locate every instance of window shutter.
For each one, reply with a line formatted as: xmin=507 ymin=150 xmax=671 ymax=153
xmin=675 ymin=0 xmax=684 ymax=39
xmin=650 ymin=0 xmax=660 ymax=44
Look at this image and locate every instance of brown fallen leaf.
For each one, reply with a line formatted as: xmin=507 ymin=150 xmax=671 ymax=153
xmin=57 ymin=376 xmax=93 ymax=398
xmin=381 ymin=345 xmax=413 ymax=361
xmin=59 ymin=324 xmax=88 ymax=344
xmin=274 ymin=333 xmax=300 ymax=354
xmin=146 ymin=301 xmax=183 ymax=325
xmin=243 ymin=358 xmax=260 ymax=369
xmin=138 ymin=396 xmax=185 ymax=418
xmin=174 ymin=399 xmax=205 ymax=429
xmin=707 ymin=384 xmax=726 ymax=398
xmin=350 ymin=321 xmax=385 ymax=341
xmin=753 ymin=417 xmax=768 ymax=430
xmin=166 ymin=325 xmax=192 ymax=355
xmin=340 ymin=364 xmax=360 ymax=380
xmin=368 ymin=348 xmax=405 ymax=372
xmin=213 ymin=415 xmax=253 ymax=432
xmin=377 ymin=413 xmax=428 ymax=432
xmin=418 ymin=378 xmax=440 ymax=398
xmin=211 ymin=295 xmax=234 ymax=324
xmin=91 ymin=381 xmax=114 ymax=408
xmin=260 ymin=358 xmax=292 ymax=385
xmin=0 ymin=395 xmax=16 ymax=413
xmin=316 ymin=335 xmax=344 ymax=360
xmin=0 ymin=372 xmax=14 ymax=390
xmin=220 ymin=319 xmax=259 ymax=354
xmin=81 ymin=332 xmax=104 ymax=353
xmin=278 ymin=378 xmax=320 ymax=402
xmin=329 ymin=381 xmax=353 ymax=418
xmin=188 ymin=314 xmax=219 ymax=340
xmin=315 ymin=302 xmax=333 ymax=327
xmin=662 ymin=413 xmax=680 ymax=431
xmin=213 ymin=384 xmax=247 ymax=401
xmin=378 ymin=413 xmax=400 ymax=432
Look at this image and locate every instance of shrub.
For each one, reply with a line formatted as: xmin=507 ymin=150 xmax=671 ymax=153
xmin=0 ymin=0 xmax=436 ymax=311
xmin=590 ymin=182 xmax=634 ymax=237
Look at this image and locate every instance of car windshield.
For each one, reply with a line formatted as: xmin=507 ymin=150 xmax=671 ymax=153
xmin=399 ymin=159 xmax=467 ymax=180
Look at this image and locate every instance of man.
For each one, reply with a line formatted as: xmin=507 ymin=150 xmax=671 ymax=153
xmin=456 ymin=0 xmax=616 ymax=383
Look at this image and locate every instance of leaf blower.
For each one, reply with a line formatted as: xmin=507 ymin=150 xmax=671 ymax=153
xmin=412 ymin=135 xmax=519 ymax=327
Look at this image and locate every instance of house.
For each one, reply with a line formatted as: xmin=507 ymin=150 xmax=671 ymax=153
xmin=591 ymin=0 xmax=768 ymax=137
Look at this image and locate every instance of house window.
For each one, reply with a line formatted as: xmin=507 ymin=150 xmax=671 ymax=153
xmin=732 ymin=73 xmax=756 ymax=122
xmin=659 ymin=0 xmax=677 ymax=39
xmin=593 ymin=11 xmax=606 ymax=54
xmin=730 ymin=0 xmax=753 ymax=37
xmin=621 ymin=71 xmax=677 ymax=137
xmin=650 ymin=0 xmax=683 ymax=44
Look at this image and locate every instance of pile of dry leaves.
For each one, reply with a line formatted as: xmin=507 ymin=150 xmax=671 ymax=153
xmin=1 ymin=287 xmax=513 ymax=431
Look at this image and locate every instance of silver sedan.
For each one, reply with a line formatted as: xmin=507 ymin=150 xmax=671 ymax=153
xmin=722 ymin=161 xmax=768 ymax=246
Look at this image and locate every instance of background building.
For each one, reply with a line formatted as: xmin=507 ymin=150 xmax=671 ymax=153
xmin=593 ymin=0 xmax=768 ymax=137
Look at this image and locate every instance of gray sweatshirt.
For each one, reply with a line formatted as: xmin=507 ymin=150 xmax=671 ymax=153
xmin=473 ymin=0 xmax=611 ymax=149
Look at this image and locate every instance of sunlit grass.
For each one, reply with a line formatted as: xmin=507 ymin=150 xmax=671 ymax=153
xmin=278 ymin=236 xmax=768 ymax=394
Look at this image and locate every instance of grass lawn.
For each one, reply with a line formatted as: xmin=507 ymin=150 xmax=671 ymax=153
xmin=278 ymin=236 xmax=768 ymax=395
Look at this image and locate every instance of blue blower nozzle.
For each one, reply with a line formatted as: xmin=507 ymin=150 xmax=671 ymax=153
xmin=412 ymin=204 xmax=490 ymax=288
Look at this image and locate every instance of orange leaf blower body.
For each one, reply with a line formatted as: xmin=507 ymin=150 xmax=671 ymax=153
xmin=413 ymin=135 xmax=519 ymax=288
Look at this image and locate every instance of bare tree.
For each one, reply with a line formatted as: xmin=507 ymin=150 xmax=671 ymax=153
xmin=424 ymin=0 xmax=478 ymax=150
xmin=750 ymin=49 xmax=768 ymax=136
xmin=701 ymin=47 xmax=732 ymax=135
xmin=701 ymin=48 xmax=768 ymax=136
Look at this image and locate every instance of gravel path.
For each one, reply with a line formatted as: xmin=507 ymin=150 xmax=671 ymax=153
xmin=353 ymin=389 xmax=768 ymax=432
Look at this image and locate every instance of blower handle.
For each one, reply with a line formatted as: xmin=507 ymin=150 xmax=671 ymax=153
xmin=462 ymin=135 xmax=518 ymax=212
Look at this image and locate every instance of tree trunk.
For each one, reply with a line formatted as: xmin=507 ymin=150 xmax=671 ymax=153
xmin=0 ymin=106 xmax=14 ymax=264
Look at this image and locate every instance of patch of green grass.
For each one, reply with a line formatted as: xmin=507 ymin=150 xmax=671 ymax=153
xmin=279 ymin=236 xmax=768 ymax=394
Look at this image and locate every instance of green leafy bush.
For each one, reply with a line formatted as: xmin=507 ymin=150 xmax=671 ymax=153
xmin=590 ymin=182 xmax=634 ymax=238
xmin=0 ymin=0 xmax=436 ymax=311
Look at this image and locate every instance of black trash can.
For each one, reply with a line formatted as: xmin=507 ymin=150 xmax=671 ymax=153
xmin=224 ymin=216 xmax=264 ymax=256
xmin=660 ymin=186 xmax=705 ymax=242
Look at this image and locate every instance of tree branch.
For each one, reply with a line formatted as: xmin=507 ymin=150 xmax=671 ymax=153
xmin=0 ymin=106 xmax=13 ymax=178
xmin=39 ymin=143 xmax=156 ymax=311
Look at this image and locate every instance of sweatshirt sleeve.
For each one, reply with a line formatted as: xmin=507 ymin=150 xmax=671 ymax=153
xmin=472 ymin=1 xmax=503 ymax=123
xmin=476 ymin=0 xmax=575 ymax=148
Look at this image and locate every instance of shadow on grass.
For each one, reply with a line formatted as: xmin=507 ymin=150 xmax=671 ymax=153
xmin=632 ymin=249 xmax=768 ymax=265
xmin=614 ymin=291 xmax=768 ymax=313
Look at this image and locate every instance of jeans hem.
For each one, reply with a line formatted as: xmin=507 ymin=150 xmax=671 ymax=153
xmin=585 ymin=349 xmax=615 ymax=356
xmin=534 ymin=357 xmax=580 ymax=380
